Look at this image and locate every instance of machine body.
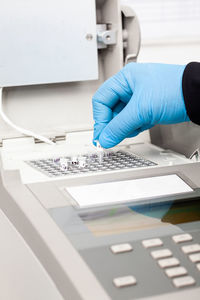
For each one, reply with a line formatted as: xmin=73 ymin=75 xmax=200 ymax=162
xmin=0 ymin=1 xmax=200 ymax=299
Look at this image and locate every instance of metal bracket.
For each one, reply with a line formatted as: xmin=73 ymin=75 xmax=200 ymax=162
xmin=97 ymin=24 xmax=117 ymax=49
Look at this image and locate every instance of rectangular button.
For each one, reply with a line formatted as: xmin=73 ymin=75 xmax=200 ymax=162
xmin=196 ymin=263 xmax=200 ymax=271
xmin=158 ymin=257 xmax=180 ymax=268
xmin=142 ymin=238 xmax=163 ymax=248
xmin=113 ymin=276 xmax=137 ymax=288
xmin=165 ymin=266 xmax=187 ymax=278
xmin=182 ymin=244 xmax=200 ymax=254
xmin=172 ymin=233 xmax=192 ymax=243
xmin=110 ymin=243 xmax=133 ymax=254
xmin=151 ymin=249 xmax=172 ymax=259
xmin=173 ymin=276 xmax=195 ymax=288
xmin=189 ymin=253 xmax=200 ymax=263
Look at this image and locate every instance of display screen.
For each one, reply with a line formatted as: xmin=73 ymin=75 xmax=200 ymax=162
xmin=80 ymin=198 xmax=200 ymax=236
xmin=67 ymin=175 xmax=192 ymax=208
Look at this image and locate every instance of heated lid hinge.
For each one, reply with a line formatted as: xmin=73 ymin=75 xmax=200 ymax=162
xmin=0 ymin=135 xmax=67 ymax=148
xmin=34 ymin=135 xmax=66 ymax=144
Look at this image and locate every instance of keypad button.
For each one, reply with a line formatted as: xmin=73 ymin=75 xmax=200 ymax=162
xmin=113 ymin=276 xmax=137 ymax=288
xmin=110 ymin=243 xmax=133 ymax=254
xmin=158 ymin=257 xmax=180 ymax=268
xmin=189 ymin=253 xmax=200 ymax=263
xmin=172 ymin=233 xmax=193 ymax=243
xmin=182 ymin=244 xmax=200 ymax=254
xmin=142 ymin=238 xmax=163 ymax=248
xmin=165 ymin=266 xmax=187 ymax=278
xmin=151 ymin=249 xmax=172 ymax=259
xmin=172 ymin=276 xmax=195 ymax=288
xmin=196 ymin=263 xmax=200 ymax=271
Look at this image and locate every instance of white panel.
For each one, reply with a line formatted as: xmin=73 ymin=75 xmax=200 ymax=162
xmin=0 ymin=0 xmax=98 ymax=86
xmin=66 ymin=174 xmax=193 ymax=208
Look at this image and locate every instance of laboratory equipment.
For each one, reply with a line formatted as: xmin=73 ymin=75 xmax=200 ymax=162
xmin=0 ymin=1 xmax=200 ymax=300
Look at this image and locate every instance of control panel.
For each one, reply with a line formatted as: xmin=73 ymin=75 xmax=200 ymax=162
xmin=80 ymin=231 xmax=200 ymax=299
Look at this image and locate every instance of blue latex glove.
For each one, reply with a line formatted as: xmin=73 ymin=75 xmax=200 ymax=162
xmin=92 ymin=62 xmax=190 ymax=148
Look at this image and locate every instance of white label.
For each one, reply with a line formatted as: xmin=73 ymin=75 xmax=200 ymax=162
xmin=66 ymin=174 xmax=192 ymax=208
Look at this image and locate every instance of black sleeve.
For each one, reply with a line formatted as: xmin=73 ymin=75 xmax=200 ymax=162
xmin=182 ymin=62 xmax=200 ymax=125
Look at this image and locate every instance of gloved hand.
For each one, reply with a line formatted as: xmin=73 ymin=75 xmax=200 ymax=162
xmin=92 ymin=62 xmax=189 ymax=148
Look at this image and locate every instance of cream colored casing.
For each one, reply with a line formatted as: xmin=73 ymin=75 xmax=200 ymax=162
xmin=0 ymin=1 xmax=141 ymax=300
xmin=0 ymin=1 xmax=199 ymax=300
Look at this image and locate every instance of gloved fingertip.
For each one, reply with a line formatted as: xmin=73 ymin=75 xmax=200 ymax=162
xmin=93 ymin=128 xmax=100 ymax=146
xmin=99 ymin=132 xmax=117 ymax=149
xmin=92 ymin=139 xmax=97 ymax=147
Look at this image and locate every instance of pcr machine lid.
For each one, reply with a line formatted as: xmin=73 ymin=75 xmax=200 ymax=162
xmin=0 ymin=0 xmax=140 ymax=143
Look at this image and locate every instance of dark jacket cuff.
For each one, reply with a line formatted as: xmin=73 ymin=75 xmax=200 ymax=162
xmin=182 ymin=62 xmax=200 ymax=125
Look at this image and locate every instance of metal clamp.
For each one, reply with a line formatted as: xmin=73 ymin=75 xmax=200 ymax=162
xmin=97 ymin=24 xmax=117 ymax=49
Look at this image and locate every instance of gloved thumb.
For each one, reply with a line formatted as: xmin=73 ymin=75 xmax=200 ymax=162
xmin=99 ymin=94 xmax=143 ymax=148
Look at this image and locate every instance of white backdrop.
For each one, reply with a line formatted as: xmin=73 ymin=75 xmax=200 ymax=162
xmin=122 ymin=0 xmax=200 ymax=64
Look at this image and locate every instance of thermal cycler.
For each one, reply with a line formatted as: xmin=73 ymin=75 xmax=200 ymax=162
xmin=0 ymin=1 xmax=200 ymax=299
